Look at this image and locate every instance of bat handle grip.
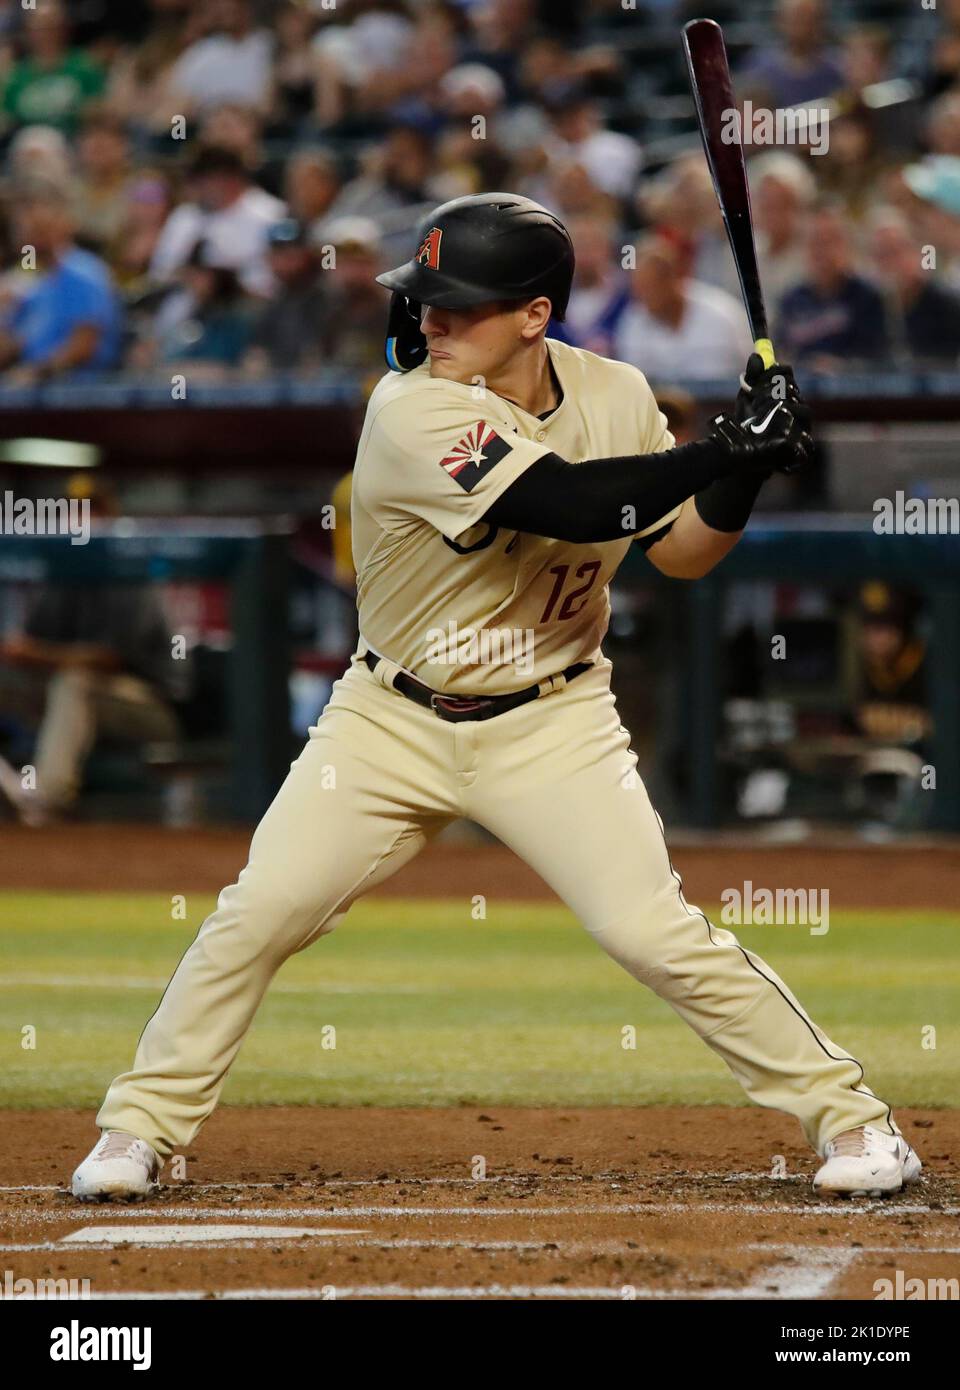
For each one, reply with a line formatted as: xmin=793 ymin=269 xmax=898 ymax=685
xmin=754 ymin=337 xmax=776 ymax=369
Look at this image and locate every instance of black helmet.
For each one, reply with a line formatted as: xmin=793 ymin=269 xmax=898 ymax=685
xmin=377 ymin=192 xmax=575 ymax=371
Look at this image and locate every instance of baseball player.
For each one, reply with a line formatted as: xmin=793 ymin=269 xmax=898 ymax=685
xmin=72 ymin=194 xmax=921 ymax=1202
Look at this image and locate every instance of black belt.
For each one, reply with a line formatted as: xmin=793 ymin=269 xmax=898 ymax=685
xmin=363 ymin=649 xmax=592 ymax=723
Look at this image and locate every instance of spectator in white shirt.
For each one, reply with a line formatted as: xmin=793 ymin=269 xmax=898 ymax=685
xmin=150 ymin=146 xmax=285 ymax=297
xmin=167 ymin=0 xmax=274 ymax=118
xmin=541 ymin=82 xmax=641 ymax=202
xmin=614 ymin=235 xmax=753 ymax=382
xmin=751 ymin=152 xmax=817 ymax=310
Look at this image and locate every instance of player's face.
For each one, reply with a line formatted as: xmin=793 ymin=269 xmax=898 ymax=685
xmin=420 ymin=301 xmax=532 ymax=382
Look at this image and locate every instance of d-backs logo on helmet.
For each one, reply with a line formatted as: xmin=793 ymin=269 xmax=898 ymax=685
xmin=416 ymin=227 xmax=443 ymax=270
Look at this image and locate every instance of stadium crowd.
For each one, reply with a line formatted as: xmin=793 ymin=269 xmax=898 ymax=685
xmin=0 ymin=0 xmax=958 ymax=387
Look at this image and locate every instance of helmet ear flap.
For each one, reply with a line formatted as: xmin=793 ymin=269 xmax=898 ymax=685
xmin=384 ymin=292 xmax=427 ymax=372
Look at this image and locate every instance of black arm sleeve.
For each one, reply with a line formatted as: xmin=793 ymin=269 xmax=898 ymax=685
xmin=482 ymin=440 xmax=733 ymax=543
xmin=694 ymin=470 xmax=767 ymax=533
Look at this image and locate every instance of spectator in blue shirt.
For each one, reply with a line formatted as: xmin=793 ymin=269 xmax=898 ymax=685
xmin=739 ymin=0 xmax=844 ymax=109
xmin=777 ymin=205 xmax=890 ymax=368
xmin=0 ymin=181 xmax=122 ymax=380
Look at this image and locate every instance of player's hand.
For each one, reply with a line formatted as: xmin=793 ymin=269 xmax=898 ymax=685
xmin=709 ymin=400 xmax=814 ymax=476
xmin=735 ymin=352 xmax=810 ymax=433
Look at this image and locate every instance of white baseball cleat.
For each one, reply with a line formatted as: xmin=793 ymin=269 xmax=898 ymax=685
xmin=813 ymin=1125 xmax=922 ymax=1198
xmin=71 ymin=1130 xmax=161 ymax=1202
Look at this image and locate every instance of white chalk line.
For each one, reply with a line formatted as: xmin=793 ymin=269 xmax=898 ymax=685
xmin=747 ymin=1242 xmax=960 ymax=1255
xmin=61 ymin=1224 xmax=367 ymax=1246
xmin=0 ymin=1260 xmax=851 ymax=1301
xmin=4 ymin=1236 xmax=956 ymax=1258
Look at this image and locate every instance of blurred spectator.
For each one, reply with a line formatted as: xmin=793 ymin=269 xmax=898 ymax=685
xmin=105 ymin=1 xmax=201 ymax=137
xmin=1 ymin=0 xmax=105 ymax=135
xmin=72 ymin=108 xmax=131 ymax=254
xmin=311 ymin=215 xmax=387 ymax=376
xmin=841 ymin=25 xmax=893 ymax=95
xmin=433 ymin=63 xmax=512 ymax=196
xmin=461 ymin=0 xmax=539 ymax=100
xmin=167 ymin=0 xmax=274 ymax=118
xmin=926 ymin=91 xmax=960 ymax=159
xmin=557 ymin=212 xmax=629 ymax=357
xmin=284 ymin=148 xmax=342 ymax=233
xmin=539 ymin=160 xmax=617 ymax=225
xmin=270 ymin=0 xmax=319 ymax=135
xmin=0 ymin=181 xmax=122 ymax=380
xmin=914 ymin=0 xmax=960 ymax=100
xmin=777 ymin=205 xmax=889 ymax=367
xmin=816 ymin=101 xmax=888 ymax=222
xmin=614 ymin=235 xmax=751 ymax=383
xmin=644 ymin=153 xmax=739 ymax=297
xmin=199 ymin=103 xmax=284 ymax=197
xmin=738 ymin=0 xmax=843 ymax=109
xmin=0 ymin=477 xmax=179 ymax=828
xmin=359 ymin=3 xmax=462 ymax=126
xmin=901 ymin=155 xmax=960 ymax=293
xmin=326 ymin=124 xmax=440 ymax=261
xmin=4 ymin=123 xmax=73 ymax=188
xmin=109 ymin=171 xmax=173 ymax=293
xmin=869 ymin=208 xmax=960 ymax=365
xmin=245 ymin=218 xmax=328 ymax=373
xmin=541 ymin=82 xmax=640 ymax=202
xmin=147 ymin=240 xmax=256 ymax=371
xmin=312 ymin=0 xmax=417 ymax=128
xmin=852 ymin=584 xmax=929 ymax=746
xmin=150 ymin=145 xmax=285 ymax=297
xmin=751 ymin=153 xmax=816 ymax=308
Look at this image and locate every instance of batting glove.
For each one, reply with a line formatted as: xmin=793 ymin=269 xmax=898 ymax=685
xmin=709 ymin=400 xmax=814 ymax=476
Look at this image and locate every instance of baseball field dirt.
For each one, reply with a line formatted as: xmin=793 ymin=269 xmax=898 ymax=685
xmin=1 ymin=825 xmax=957 ymax=1300
xmin=1 ymin=1105 xmax=957 ymax=1300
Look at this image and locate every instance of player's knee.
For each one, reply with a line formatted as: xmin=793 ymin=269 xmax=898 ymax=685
xmin=590 ymin=896 xmax=709 ymax=987
xmin=205 ymin=874 xmax=334 ymax=960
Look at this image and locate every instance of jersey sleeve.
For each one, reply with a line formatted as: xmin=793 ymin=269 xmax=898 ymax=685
xmin=360 ymin=389 xmax=555 ymax=543
xmin=628 ymin=366 xmax=685 ymax=541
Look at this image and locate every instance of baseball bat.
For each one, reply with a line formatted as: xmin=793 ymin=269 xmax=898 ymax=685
xmin=682 ymin=17 xmax=775 ymax=369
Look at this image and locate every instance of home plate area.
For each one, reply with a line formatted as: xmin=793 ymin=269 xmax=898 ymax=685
xmin=1 ymin=1107 xmax=957 ymax=1301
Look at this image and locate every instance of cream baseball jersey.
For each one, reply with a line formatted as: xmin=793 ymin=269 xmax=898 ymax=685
xmin=351 ymin=336 xmax=682 ymax=695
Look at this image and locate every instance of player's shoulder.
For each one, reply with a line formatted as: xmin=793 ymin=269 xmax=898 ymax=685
xmin=364 ymin=364 xmax=513 ymax=436
xmin=550 ymin=337 xmax=657 ymax=402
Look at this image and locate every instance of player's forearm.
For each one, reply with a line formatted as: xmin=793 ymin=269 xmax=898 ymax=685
xmin=644 ymin=497 xmax=742 ymax=578
xmin=483 ymin=441 xmax=736 ymax=543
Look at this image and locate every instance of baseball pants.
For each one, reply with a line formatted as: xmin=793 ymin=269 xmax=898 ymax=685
xmin=98 ymin=653 xmax=897 ymax=1157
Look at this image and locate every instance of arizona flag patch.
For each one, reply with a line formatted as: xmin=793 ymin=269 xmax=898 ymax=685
xmin=438 ymin=422 xmax=514 ymax=492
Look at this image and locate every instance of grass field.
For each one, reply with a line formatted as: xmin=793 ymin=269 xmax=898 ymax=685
xmin=0 ymin=891 xmax=957 ymax=1110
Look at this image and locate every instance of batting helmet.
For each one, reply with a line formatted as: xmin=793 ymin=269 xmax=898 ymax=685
xmin=376 ymin=192 xmax=576 ymax=372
